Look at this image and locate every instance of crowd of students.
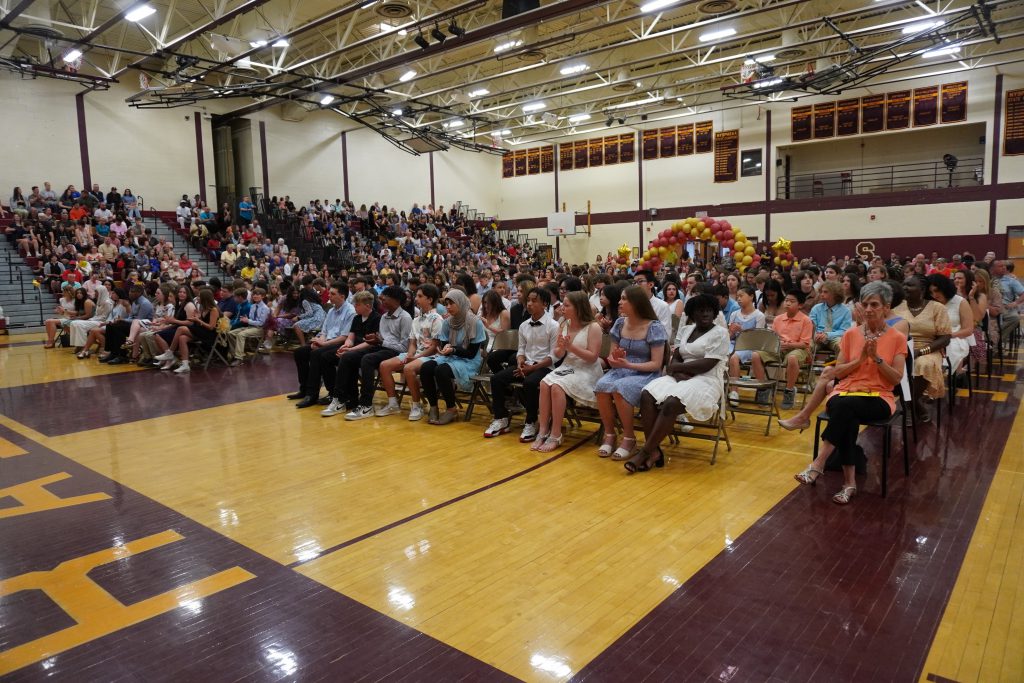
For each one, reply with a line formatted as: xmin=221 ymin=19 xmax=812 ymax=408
xmin=8 ymin=185 xmax=1024 ymax=501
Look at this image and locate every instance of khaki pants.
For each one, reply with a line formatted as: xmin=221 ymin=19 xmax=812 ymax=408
xmin=229 ymin=326 xmax=264 ymax=359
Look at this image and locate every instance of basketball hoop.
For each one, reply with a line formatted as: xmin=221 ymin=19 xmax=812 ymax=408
xmin=66 ymin=56 xmax=82 ymax=73
xmin=740 ymin=63 xmax=756 ymax=83
xmin=139 ymin=72 xmax=150 ymax=90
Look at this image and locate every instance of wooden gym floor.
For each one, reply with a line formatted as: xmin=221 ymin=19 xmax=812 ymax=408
xmin=0 ymin=332 xmax=1022 ymax=682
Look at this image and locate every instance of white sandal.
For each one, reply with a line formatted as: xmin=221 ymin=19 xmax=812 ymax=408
xmin=597 ymin=433 xmax=616 ymax=457
xmin=610 ymin=437 xmax=637 ymax=461
xmin=832 ymin=486 xmax=857 ymax=505
xmin=794 ymin=466 xmax=824 ymax=485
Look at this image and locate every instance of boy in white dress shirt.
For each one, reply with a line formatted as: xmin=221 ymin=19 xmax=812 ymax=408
xmin=484 ymin=287 xmax=558 ymax=442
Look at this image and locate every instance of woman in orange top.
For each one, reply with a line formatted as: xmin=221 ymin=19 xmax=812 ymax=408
xmin=794 ymin=281 xmax=906 ymax=505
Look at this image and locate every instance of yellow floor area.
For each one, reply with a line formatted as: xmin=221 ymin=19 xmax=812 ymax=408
xmin=36 ymin=391 xmax=811 ymax=682
xmin=920 ymin=405 xmax=1024 ymax=683
xmin=0 ymin=344 xmax=142 ymax=388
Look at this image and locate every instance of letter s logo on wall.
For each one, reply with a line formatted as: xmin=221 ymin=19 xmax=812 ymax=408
xmin=856 ymin=241 xmax=876 ymax=260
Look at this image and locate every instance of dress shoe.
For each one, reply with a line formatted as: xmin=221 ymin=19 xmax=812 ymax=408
xmin=106 ymin=356 xmax=127 ymax=365
xmin=286 ymin=391 xmax=306 ymax=400
xmin=295 ymin=397 xmax=318 ymax=409
xmin=319 ymin=396 xmax=332 ymax=405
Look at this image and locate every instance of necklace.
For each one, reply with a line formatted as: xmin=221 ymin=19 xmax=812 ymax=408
xmin=907 ymin=302 xmax=925 ymax=315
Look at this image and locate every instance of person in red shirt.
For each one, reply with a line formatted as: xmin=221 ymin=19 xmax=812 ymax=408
xmin=750 ymin=289 xmax=814 ymax=409
xmin=68 ymin=203 xmax=87 ymax=221
xmin=61 ymin=262 xmax=83 ymax=284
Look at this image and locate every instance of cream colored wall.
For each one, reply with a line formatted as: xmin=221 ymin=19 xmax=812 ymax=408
xmin=774 ymin=202 xmax=989 ymax=242
xmin=498 ymin=172 xmax=555 ymax=219
xmin=248 ymin=108 xmax=345 ymax=205
xmin=432 ymin=148 xmax=501 ymax=218
xmin=1 ymin=73 xmax=80 ymax=198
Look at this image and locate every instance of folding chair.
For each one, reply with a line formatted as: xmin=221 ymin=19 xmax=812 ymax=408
xmin=464 ymin=329 xmax=517 ymax=421
xmin=727 ymin=328 xmax=782 ymax=435
xmin=669 ymin=367 xmax=732 ymax=465
xmin=195 ymin=331 xmax=231 ymax=369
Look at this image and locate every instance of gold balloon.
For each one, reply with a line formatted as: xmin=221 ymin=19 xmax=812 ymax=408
xmin=772 ymin=238 xmax=792 ymax=254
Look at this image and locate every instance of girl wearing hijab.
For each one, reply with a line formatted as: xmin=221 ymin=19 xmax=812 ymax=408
xmin=418 ymin=288 xmax=486 ymax=425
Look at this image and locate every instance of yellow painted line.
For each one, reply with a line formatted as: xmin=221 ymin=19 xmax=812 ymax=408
xmin=957 ymin=389 xmax=1009 ymax=401
xmin=0 ymin=415 xmax=53 ymax=446
xmin=0 ymin=436 xmax=28 ymax=458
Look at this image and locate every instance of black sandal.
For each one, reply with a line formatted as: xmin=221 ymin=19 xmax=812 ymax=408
xmin=624 ymin=447 xmax=664 ymax=474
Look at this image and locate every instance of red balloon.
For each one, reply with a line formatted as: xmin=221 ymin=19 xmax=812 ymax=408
xmin=720 ymin=220 xmax=731 ymax=230
xmin=723 ymin=239 xmax=734 ymax=249
xmin=723 ymin=229 xmax=734 ymax=240
xmin=668 ymin=235 xmax=677 ymax=245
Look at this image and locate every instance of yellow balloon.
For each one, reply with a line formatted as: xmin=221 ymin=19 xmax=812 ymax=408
xmin=734 ymin=232 xmax=746 ymax=242
xmin=658 ymin=246 xmax=668 ymax=256
xmin=696 ymin=221 xmax=706 ymax=230
xmin=774 ymin=256 xmax=782 ymax=265
xmin=781 ymin=259 xmax=791 ymax=267
xmin=744 ymin=246 xmax=755 ymax=256
xmin=734 ymin=252 xmax=744 ymax=262
xmin=700 ymin=229 xmax=711 ymax=240
xmin=743 ymin=255 xmax=753 ymax=265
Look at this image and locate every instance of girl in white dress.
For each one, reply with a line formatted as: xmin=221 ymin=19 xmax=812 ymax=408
xmin=926 ymin=273 xmax=974 ymax=374
xmin=69 ymin=285 xmax=112 ymax=350
xmin=534 ymin=291 xmax=604 ymax=452
xmin=629 ymin=294 xmax=730 ymax=472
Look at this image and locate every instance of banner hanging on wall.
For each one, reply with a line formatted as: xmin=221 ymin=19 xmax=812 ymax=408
xmin=913 ymin=86 xmax=939 ymax=126
xmin=813 ymin=102 xmax=836 ymax=138
xmin=713 ymin=130 xmax=739 ymax=183
xmin=695 ymin=121 xmax=714 ymax=153
xmin=1006 ymin=88 xmax=1024 ymax=156
xmin=941 ymin=81 xmax=968 ymax=123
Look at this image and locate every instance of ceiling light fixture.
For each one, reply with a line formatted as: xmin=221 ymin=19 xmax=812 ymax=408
xmin=413 ymin=33 xmax=430 ymax=49
xmin=448 ymin=20 xmax=465 ymax=37
xmin=495 ymin=129 xmax=511 ymax=136
xmin=640 ymin=0 xmax=680 ymax=13
xmin=568 ymin=113 xmax=591 ymax=123
xmin=272 ymin=38 xmax=289 ymax=47
xmin=125 ymin=4 xmax=156 ymax=22
xmin=249 ymin=39 xmax=267 ymax=47
xmin=559 ymin=63 xmax=589 ymax=76
xmin=744 ymin=54 xmax=776 ymax=64
xmin=467 ymin=88 xmax=490 ymax=98
xmin=444 ymin=119 xmax=465 ymax=129
xmin=62 ymin=48 xmax=82 ymax=62
xmin=605 ymin=95 xmax=664 ymax=110
xmin=902 ymin=19 xmax=943 ymax=34
xmin=522 ymin=101 xmax=546 ymax=112
xmin=606 ymin=116 xmax=614 ymax=126
xmin=699 ymin=27 xmax=736 ymax=42
xmin=392 ymin=108 xmax=403 ymax=116
xmin=922 ymin=44 xmax=961 ymax=57
xmin=431 ymin=25 xmax=447 ymax=44
xmin=494 ymin=39 xmax=523 ymax=53
xmin=399 ymin=69 xmax=417 ymax=82
xmin=320 ymin=94 xmax=335 ymax=105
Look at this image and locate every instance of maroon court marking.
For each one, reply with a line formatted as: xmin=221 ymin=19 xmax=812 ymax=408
xmin=0 ymin=424 xmax=516 ymax=681
xmin=572 ymin=368 xmax=1022 ymax=683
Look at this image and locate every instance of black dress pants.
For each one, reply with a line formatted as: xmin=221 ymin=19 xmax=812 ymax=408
xmin=821 ymin=395 xmax=891 ymax=466
xmin=294 ymin=342 xmax=342 ymax=398
xmin=335 ymin=347 xmax=398 ymax=409
xmin=103 ymin=320 xmax=131 ymax=357
xmin=490 ymin=365 xmax=550 ymax=423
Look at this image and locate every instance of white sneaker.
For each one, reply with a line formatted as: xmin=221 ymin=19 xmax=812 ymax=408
xmin=484 ymin=417 xmax=510 ymax=438
xmin=519 ymin=422 xmax=539 ymax=443
xmin=159 ymin=358 xmax=177 ymax=371
xmin=728 ymin=390 xmax=740 ymax=404
xmin=676 ymin=414 xmax=695 ymax=432
xmin=154 ymin=350 xmax=174 ymax=362
xmin=408 ymin=403 xmax=424 ymax=421
xmin=375 ymin=403 xmax=401 ymax=417
xmin=173 ymin=361 xmax=190 ymax=374
xmin=263 ymin=339 xmax=273 ymax=350
xmin=321 ymin=398 xmax=344 ymax=417
xmin=345 ymin=405 xmax=374 ymax=421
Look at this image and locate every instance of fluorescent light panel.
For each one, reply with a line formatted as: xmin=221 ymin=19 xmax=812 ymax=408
xmin=902 ymin=19 xmax=943 ymax=34
xmin=605 ymin=95 xmax=663 ymax=110
xmin=272 ymin=38 xmax=289 ymax=47
xmin=399 ymin=69 xmax=417 ymax=82
xmin=744 ymin=54 xmax=776 ymax=64
xmin=568 ymin=113 xmax=591 ymax=122
xmin=467 ymin=88 xmax=490 ymax=97
xmin=522 ymin=101 xmax=546 ymax=112
xmin=320 ymin=95 xmax=334 ymax=105
xmin=494 ymin=39 xmax=523 ymax=53
xmin=699 ymin=27 xmax=736 ymax=42
xmin=922 ymin=45 xmax=960 ymax=57
xmin=444 ymin=120 xmax=464 ymax=129
xmin=125 ymin=4 xmax=156 ymax=22
xmin=560 ymin=63 xmax=589 ymax=76
xmin=62 ymin=49 xmax=82 ymax=62
xmin=641 ymin=0 xmax=680 ymax=12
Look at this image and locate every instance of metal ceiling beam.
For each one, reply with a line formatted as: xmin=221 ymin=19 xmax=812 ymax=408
xmin=110 ymin=0 xmax=277 ymax=78
xmin=219 ymin=0 xmax=616 ymax=121
xmin=0 ymin=0 xmax=37 ymax=29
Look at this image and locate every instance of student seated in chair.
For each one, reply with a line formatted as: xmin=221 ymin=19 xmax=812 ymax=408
xmin=484 ymin=286 xmax=558 ymax=442
xmin=228 ymin=287 xmax=270 ymax=364
xmin=750 ymin=289 xmax=813 ymax=410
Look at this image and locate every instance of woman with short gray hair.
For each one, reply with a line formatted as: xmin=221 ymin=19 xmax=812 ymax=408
xmin=793 ymin=281 xmax=907 ymax=504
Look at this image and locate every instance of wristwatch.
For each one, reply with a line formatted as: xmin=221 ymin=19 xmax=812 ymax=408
xmin=874 ymin=357 xmax=883 ymax=365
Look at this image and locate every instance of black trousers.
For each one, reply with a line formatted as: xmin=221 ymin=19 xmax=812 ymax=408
xmin=103 ymin=320 xmax=131 ymax=356
xmin=419 ymin=360 xmax=457 ymax=408
xmin=491 ymin=365 xmax=550 ymax=422
xmin=486 ymin=349 xmax=516 ymax=374
xmin=335 ymin=347 xmax=398 ymax=409
xmin=821 ymin=395 xmax=891 ymax=466
xmin=294 ymin=342 xmax=342 ymax=397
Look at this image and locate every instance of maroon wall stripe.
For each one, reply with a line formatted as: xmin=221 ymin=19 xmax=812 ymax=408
xmin=258 ymin=120 xmax=269 ymax=198
xmin=765 ymin=109 xmax=772 ymax=242
xmin=429 ymin=152 xmax=436 ymax=208
xmin=75 ymin=93 xmax=91 ymax=190
xmin=499 ymin=181 xmax=1024 ymax=233
xmin=554 ymin=143 xmax=561 ymax=261
xmin=341 ymin=131 xmax=350 ymax=201
xmin=194 ymin=113 xmax=206 ymax=204
xmin=989 ymin=74 xmax=1003 ymax=235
